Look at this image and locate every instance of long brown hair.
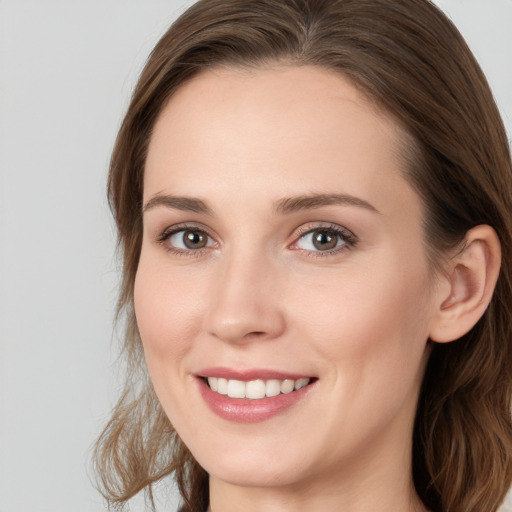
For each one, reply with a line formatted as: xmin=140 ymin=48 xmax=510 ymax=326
xmin=93 ymin=1 xmax=512 ymax=511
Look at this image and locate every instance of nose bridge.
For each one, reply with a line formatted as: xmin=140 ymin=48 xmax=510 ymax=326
xmin=206 ymin=243 xmax=285 ymax=344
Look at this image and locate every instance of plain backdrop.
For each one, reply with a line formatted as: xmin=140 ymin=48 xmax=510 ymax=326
xmin=0 ymin=1 xmax=510 ymax=511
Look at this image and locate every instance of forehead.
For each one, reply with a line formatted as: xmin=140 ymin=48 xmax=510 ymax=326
xmin=144 ymin=65 xmax=414 ymax=216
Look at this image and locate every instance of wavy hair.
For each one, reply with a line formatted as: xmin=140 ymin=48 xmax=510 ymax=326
xmin=93 ymin=1 xmax=512 ymax=511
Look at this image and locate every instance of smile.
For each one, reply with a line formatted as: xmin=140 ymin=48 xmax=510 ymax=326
xmin=206 ymin=377 xmax=311 ymax=399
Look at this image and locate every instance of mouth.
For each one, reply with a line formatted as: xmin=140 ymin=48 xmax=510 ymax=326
xmin=203 ymin=376 xmax=313 ymax=400
xmin=196 ymin=369 xmax=317 ymax=422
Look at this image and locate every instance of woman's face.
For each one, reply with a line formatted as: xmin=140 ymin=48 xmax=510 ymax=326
xmin=135 ymin=66 xmax=438 ymax=493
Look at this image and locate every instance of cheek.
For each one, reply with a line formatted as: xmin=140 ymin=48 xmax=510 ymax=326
xmin=290 ymin=256 xmax=433 ymax=381
xmin=133 ymin=256 xmax=204 ymax=365
xmin=291 ymin=260 xmax=433 ymax=452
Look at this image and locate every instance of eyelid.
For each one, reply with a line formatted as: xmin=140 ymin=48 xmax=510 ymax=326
xmin=293 ymin=221 xmax=354 ymax=238
xmin=292 ymin=222 xmax=356 ymax=241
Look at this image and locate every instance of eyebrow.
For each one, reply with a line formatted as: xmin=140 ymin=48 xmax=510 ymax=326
xmin=143 ymin=194 xmax=213 ymax=215
xmin=143 ymin=192 xmax=379 ymax=216
xmin=274 ymin=193 xmax=380 ymax=215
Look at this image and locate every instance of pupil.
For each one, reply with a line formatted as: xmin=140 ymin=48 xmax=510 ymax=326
xmin=313 ymin=230 xmax=337 ymax=250
xmin=184 ymin=231 xmax=206 ymax=249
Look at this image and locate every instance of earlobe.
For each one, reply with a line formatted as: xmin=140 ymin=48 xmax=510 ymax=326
xmin=429 ymin=225 xmax=501 ymax=343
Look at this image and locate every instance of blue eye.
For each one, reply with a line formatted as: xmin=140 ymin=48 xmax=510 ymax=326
xmin=166 ymin=229 xmax=214 ymax=250
xmin=295 ymin=227 xmax=354 ymax=252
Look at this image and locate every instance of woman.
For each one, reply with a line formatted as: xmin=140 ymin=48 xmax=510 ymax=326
xmin=93 ymin=0 xmax=512 ymax=511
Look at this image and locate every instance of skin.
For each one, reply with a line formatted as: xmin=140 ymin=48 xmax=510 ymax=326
xmin=134 ymin=65 xmax=443 ymax=512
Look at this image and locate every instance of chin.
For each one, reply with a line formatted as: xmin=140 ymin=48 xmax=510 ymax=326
xmin=182 ymin=431 xmax=314 ymax=489
xmin=203 ymin=457 xmax=309 ymax=489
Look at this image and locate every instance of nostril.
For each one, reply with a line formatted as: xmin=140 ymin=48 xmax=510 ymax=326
xmin=243 ymin=331 xmax=270 ymax=341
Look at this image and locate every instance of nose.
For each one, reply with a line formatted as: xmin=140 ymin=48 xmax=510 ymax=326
xmin=205 ymin=250 xmax=286 ymax=345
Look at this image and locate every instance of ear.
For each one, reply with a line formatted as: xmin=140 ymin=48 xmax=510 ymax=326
xmin=429 ymin=225 xmax=501 ymax=343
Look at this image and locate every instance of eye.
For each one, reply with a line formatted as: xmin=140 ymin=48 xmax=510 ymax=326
xmin=159 ymin=227 xmax=215 ymax=252
xmin=172 ymin=229 xmax=209 ymax=249
xmin=293 ymin=225 xmax=356 ymax=253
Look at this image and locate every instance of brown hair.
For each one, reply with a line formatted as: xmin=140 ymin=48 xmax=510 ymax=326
xmin=93 ymin=1 xmax=512 ymax=511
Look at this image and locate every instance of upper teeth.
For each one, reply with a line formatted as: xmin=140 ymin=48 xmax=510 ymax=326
xmin=207 ymin=377 xmax=310 ymax=399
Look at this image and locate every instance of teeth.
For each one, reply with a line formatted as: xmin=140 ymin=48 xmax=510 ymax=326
xmin=266 ymin=379 xmax=281 ymax=397
xmin=227 ymin=379 xmax=245 ymax=398
xmin=206 ymin=377 xmax=311 ymax=399
xmin=209 ymin=377 xmax=218 ymax=392
xmin=295 ymin=378 xmax=309 ymax=390
xmin=280 ymin=379 xmax=295 ymax=394
xmin=217 ymin=378 xmax=228 ymax=395
xmin=246 ymin=379 xmax=266 ymax=399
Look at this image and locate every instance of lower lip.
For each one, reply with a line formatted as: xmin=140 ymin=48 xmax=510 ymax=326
xmin=197 ymin=378 xmax=315 ymax=423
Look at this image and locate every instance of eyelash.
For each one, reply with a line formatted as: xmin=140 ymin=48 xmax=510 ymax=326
xmin=155 ymin=222 xmax=358 ymax=258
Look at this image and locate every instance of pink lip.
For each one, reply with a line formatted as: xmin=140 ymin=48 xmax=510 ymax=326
xmin=195 ymin=368 xmax=316 ymax=424
xmin=197 ymin=367 xmax=311 ymax=381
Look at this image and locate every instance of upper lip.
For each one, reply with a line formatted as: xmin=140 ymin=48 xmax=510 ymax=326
xmin=197 ymin=367 xmax=314 ymax=381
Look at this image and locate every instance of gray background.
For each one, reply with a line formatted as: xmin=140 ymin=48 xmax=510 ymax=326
xmin=0 ymin=1 xmax=510 ymax=511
